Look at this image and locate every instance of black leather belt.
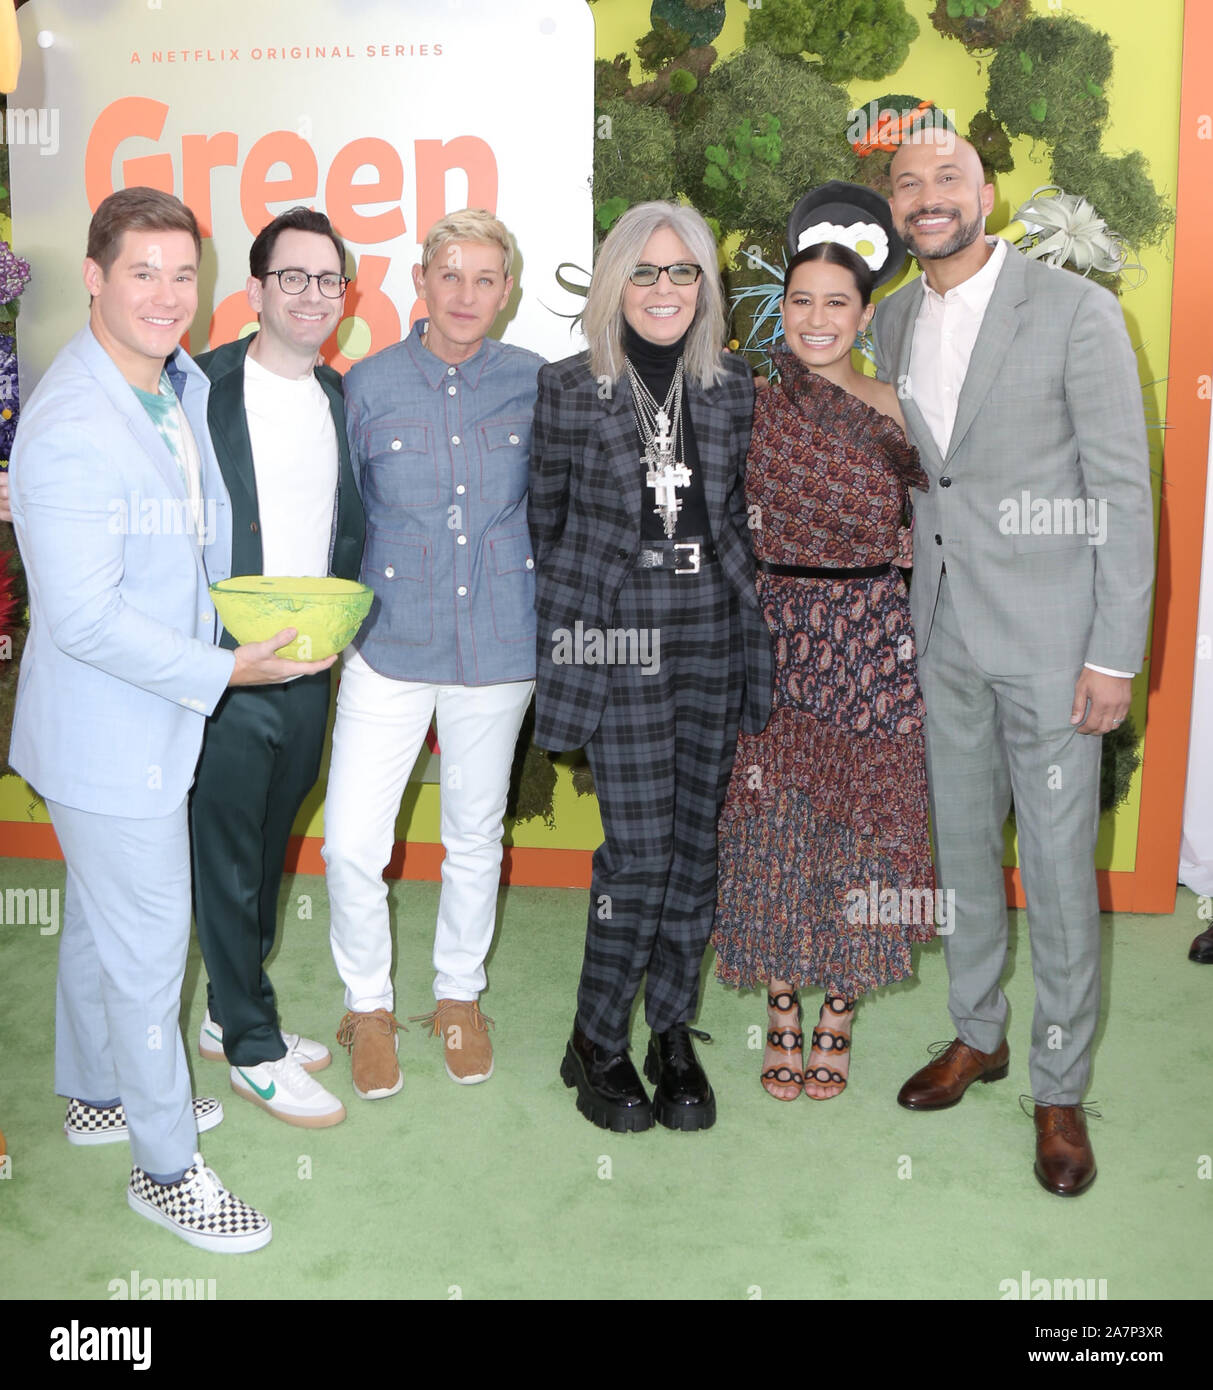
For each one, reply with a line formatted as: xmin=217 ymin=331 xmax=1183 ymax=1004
xmin=636 ymin=539 xmax=717 ymax=574
xmin=756 ymin=560 xmax=893 ymax=579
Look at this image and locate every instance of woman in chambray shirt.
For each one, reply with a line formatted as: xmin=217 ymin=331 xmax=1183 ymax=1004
xmin=324 ymin=210 xmax=544 ymax=1101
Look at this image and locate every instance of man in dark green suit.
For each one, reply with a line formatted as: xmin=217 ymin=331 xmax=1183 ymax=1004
xmin=190 ymin=207 xmax=365 ymax=1129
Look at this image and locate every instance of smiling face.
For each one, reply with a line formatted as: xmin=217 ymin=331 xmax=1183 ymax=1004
xmin=622 ymin=226 xmax=702 ymax=346
xmin=247 ymin=228 xmax=344 ymax=364
xmin=889 ymin=131 xmax=994 ymax=263
xmin=84 ymin=228 xmax=199 ymax=388
xmin=782 ymin=258 xmax=873 ymax=371
xmin=412 ymin=239 xmax=512 ymax=364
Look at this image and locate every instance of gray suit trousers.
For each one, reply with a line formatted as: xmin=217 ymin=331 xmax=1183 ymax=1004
xmin=919 ymin=576 xmax=1102 ymax=1105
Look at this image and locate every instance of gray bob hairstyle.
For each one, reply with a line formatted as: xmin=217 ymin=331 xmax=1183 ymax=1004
xmin=582 ymin=201 xmax=727 ymax=389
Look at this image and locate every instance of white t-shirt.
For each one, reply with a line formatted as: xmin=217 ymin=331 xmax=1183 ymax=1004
xmin=243 ymin=352 xmax=338 ymax=577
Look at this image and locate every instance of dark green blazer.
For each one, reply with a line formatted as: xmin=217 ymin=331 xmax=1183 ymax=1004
xmin=195 ymin=334 xmax=366 ymax=649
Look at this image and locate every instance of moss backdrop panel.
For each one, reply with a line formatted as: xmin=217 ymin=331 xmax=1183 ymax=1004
xmin=0 ymin=1 xmax=1182 ymax=885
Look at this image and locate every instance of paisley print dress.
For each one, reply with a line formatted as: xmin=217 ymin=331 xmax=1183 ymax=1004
xmin=714 ymin=352 xmax=936 ymax=998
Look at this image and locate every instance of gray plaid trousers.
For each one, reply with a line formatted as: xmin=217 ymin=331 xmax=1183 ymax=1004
xmin=576 ymin=561 xmax=746 ymax=1050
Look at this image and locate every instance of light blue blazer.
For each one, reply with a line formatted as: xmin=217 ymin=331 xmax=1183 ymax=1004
xmin=8 ymin=326 xmax=235 ymax=817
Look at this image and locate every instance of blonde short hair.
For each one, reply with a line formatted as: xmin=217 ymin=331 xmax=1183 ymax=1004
xmin=583 ymin=201 xmax=726 ymax=390
xmin=420 ymin=208 xmax=515 ymax=279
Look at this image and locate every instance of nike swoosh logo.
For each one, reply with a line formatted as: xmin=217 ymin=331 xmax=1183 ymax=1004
xmin=237 ymin=1069 xmax=276 ymax=1101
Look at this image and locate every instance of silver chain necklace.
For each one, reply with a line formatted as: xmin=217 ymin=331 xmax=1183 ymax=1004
xmin=626 ymin=355 xmax=691 ymax=539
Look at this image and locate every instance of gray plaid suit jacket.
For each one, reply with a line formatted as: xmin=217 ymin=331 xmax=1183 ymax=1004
xmin=529 ymin=350 xmax=773 ymax=752
xmin=872 ymin=248 xmax=1154 ymax=676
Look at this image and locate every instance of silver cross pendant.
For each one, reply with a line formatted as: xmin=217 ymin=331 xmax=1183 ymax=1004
xmin=645 ymin=409 xmax=690 ymax=538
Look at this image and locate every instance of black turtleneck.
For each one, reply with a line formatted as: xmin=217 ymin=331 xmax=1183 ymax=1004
xmin=622 ymin=323 xmax=710 ymax=543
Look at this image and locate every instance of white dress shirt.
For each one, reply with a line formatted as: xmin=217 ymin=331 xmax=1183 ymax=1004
xmin=909 ymin=235 xmax=1007 ymax=459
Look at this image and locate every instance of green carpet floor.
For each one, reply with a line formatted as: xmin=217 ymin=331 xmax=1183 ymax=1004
xmin=0 ymin=857 xmax=1209 ymax=1301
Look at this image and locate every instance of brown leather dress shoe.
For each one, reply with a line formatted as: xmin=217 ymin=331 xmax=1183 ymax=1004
xmin=1033 ymin=1104 xmax=1097 ymax=1196
xmin=1190 ymin=926 xmax=1213 ymax=963
xmin=897 ymin=1037 xmax=1010 ymax=1110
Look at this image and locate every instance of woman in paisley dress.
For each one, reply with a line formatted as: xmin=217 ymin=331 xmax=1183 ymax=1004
xmin=714 ymin=233 xmax=935 ymax=1101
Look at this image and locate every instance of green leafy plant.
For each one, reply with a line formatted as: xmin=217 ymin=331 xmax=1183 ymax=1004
xmin=968 ymin=110 xmax=1015 ymax=177
xmin=675 ymin=44 xmax=859 ymax=256
xmin=594 ymin=53 xmax=634 ymax=103
xmin=745 ymin=0 xmax=918 ymax=84
xmin=702 ymin=115 xmax=782 ymax=194
xmin=1051 ymin=146 xmax=1175 ymax=252
xmin=986 ymin=15 xmax=1112 ymax=146
xmin=628 ymin=42 xmax=715 ymax=124
xmin=1100 ymin=716 xmax=1143 ymax=817
xmin=595 ymin=197 xmax=629 ymax=232
xmin=636 ymin=16 xmax=692 ymax=73
xmin=593 ymin=99 xmax=676 ymax=238
xmin=507 ymin=706 xmax=558 ymax=827
xmin=931 ymin=0 xmax=1028 ymax=51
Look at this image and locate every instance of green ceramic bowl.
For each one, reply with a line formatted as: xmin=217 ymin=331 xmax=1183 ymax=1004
xmin=210 ymin=575 xmax=373 ymax=660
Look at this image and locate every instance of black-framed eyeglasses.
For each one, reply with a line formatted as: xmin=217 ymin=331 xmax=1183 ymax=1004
xmin=265 ymin=269 xmax=350 ymax=298
xmin=629 ymin=262 xmax=703 ymax=287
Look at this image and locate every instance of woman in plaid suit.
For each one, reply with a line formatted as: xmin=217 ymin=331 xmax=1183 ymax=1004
xmin=529 ymin=202 xmax=772 ymax=1134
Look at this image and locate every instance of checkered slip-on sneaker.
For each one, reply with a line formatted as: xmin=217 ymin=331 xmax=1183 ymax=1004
xmin=65 ymin=1096 xmax=223 ymax=1146
xmin=127 ymin=1153 xmax=272 ymax=1254
xmin=199 ymin=1010 xmax=332 ymax=1073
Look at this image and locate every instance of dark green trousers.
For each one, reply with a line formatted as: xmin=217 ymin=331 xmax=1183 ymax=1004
xmin=189 ymin=671 xmax=331 ymax=1067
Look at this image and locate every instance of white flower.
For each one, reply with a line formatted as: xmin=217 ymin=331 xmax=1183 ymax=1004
xmin=796 ymin=220 xmax=889 ymax=272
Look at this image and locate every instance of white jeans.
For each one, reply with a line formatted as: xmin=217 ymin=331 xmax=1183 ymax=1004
xmin=323 ymin=648 xmax=534 ymax=1011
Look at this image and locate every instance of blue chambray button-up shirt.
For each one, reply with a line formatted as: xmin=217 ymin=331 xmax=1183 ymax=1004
xmin=344 ymin=319 xmax=544 ymax=685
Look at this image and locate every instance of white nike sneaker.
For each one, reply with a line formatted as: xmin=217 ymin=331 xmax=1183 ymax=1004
xmin=229 ymin=1055 xmax=346 ymax=1128
xmin=199 ymin=1009 xmax=331 ymax=1072
xmin=128 ymin=1153 xmax=271 ymax=1254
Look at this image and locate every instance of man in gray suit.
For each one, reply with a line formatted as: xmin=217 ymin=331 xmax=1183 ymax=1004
xmin=872 ymin=131 xmax=1154 ymax=1196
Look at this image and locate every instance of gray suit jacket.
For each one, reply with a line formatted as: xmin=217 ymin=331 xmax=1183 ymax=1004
xmin=872 ymin=248 xmax=1154 ymax=676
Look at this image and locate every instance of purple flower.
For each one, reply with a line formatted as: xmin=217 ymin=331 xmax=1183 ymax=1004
xmin=0 ymin=242 xmax=31 ymax=306
xmin=0 ymin=335 xmax=18 ymax=460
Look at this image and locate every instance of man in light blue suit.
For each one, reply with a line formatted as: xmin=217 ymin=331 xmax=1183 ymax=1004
xmin=6 ymin=187 xmax=334 ymax=1253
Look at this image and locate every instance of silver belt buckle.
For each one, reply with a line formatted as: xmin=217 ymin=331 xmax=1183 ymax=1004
xmin=673 ymin=542 xmax=700 ymax=575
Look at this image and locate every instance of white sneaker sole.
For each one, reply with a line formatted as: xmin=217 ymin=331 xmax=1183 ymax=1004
xmin=127 ymin=1187 xmax=272 ymax=1254
xmin=354 ymin=1071 xmax=404 ymax=1100
xmin=65 ymin=1099 xmax=224 ymax=1146
xmin=445 ymin=1057 xmax=494 ymax=1085
xmin=229 ymin=1075 xmax=346 ymax=1128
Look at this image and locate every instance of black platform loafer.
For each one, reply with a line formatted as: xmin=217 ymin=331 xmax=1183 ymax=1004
xmin=560 ymin=1024 xmax=654 ymax=1133
xmin=644 ymin=1023 xmax=716 ymax=1132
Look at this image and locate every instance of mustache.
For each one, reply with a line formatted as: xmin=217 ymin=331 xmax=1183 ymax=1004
xmin=906 ymin=206 xmax=958 ymax=219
